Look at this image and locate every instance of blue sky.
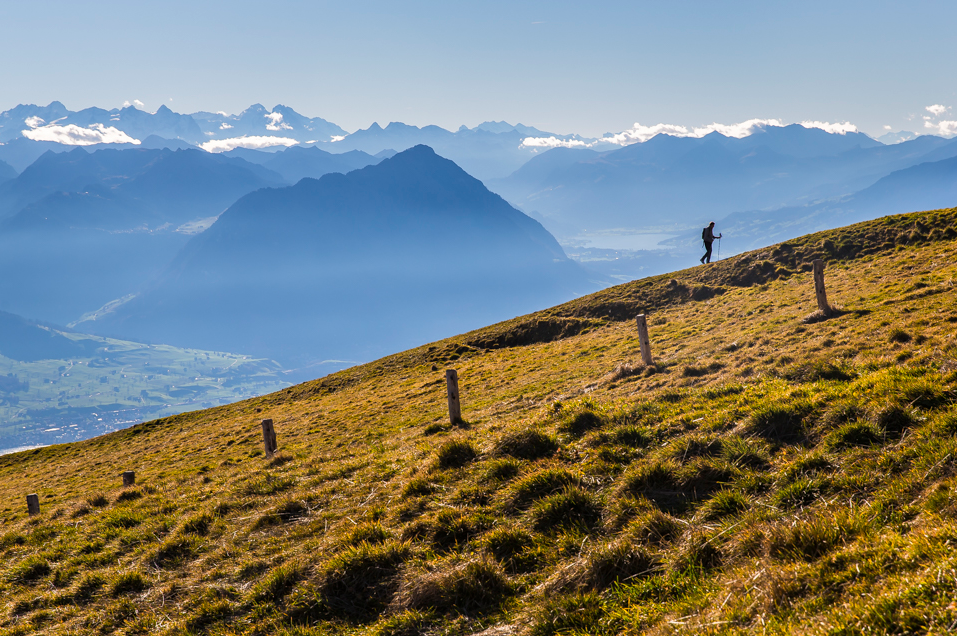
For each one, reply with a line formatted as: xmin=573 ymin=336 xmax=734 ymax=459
xmin=3 ymin=0 xmax=956 ymax=137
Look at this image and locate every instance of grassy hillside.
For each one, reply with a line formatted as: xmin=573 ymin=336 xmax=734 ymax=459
xmin=1 ymin=207 xmax=956 ymax=635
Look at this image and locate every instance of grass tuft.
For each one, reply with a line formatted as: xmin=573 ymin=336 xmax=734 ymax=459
xmin=251 ymin=562 xmax=306 ymax=605
xmin=149 ymin=536 xmax=200 ymax=568
xmin=287 ymin=541 xmax=410 ymax=622
xmin=493 ymin=427 xmax=559 ymax=460
xmin=6 ymin=555 xmax=50 ymax=585
xmin=531 ymin=592 xmax=606 ymax=636
xmin=748 ymin=398 xmax=815 ymax=441
xmin=432 ymin=438 xmax=478 ymax=470
xmin=508 ymin=467 xmax=580 ymax=509
xmin=532 ymin=487 xmax=603 ymax=533
xmin=110 ymin=571 xmax=149 ymax=596
xmin=396 ymin=558 xmax=512 ymax=614
xmin=482 ymin=458 xmax=521 ymax=483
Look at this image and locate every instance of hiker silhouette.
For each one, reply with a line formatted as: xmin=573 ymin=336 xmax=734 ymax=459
xmin=700 ymin=222 xmax=722 ymax=264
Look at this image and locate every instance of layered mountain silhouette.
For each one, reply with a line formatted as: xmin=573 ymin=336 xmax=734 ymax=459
xmin=707 ymin=154 xmax=957 ymax=252
xmin=314 ymin=121 xmax=569 ymax=180
xmin=490 ymin=125 xmax=957 ymax=237
xmin=0 ymin=148 xmax=285 ymax=324
xmin=0 ymin=160 xmax=15 ymax=184
xmin=223 ymin=145 xmax=381 ymax=183
xmin=88 ymin=146 xmax=597 ymax=371
xmin=0 ymin=147 xmax=283 ymax=223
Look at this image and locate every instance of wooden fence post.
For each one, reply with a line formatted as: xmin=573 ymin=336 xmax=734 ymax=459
xmin=26 ymin=493 xmax=39 ymax=516
xmin=812 ymin=259 xmax=832 ymax=316
xmin=446 ymin=369 xmax=462 ymax=425
xmin=261 ymin=419 xmax=278 ymax=458
xmin=636 ymin=314 xmax=654 ymax=366
xmin=122 ymin=471 xmax=135 ymax=487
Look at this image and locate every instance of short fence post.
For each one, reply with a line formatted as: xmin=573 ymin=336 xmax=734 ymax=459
xmin=812 ymin=259 xmax=832 ymax=316
xmin=446 ymin=369 xmax=462 ymax=425
xmin=261 ymin=419 xmax=278 ymax=458
xmin=122 ymin=471 xmax=135 ymax=487
xmin=636 ymin=314 xmax=654 ymax=366
xmin=26 ymin=493 xmax=40 ymax=516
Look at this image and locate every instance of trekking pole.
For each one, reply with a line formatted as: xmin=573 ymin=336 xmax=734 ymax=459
xmin=717 ymin=237 xmax=721 ymax=261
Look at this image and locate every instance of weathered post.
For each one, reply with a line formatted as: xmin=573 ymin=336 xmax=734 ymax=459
xmin=122 ymin=471 xmax=135 ymax=487
xmin=261 ymin=419 xmax=278 ymax=458
xmin=26 ymin=493 xmax=40 ymax=516
xmin=636 ymin=314 xmax=654 ymax=366
xmin=812 ymin=259 xmax=832 ymax=317
xmin=446 ymin=369 xmax=462 ymax=425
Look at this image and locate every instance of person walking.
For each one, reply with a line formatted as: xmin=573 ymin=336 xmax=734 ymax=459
xmin=700 ymin=221 xmax=722 ymax=264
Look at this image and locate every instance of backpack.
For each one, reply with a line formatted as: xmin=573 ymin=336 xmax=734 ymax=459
xmin=701 ymin=227 xmax=708 ymax=240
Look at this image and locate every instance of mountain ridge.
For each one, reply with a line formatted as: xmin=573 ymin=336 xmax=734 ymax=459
xmin=86 ymin=145 xmax=597 ymax=371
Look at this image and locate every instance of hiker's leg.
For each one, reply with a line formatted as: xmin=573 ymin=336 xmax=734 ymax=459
xmin=704 ymin=242 xmax=713 ymax=263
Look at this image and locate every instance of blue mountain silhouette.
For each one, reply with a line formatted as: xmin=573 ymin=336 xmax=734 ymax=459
xmin=89 ymin=146 xmax=597 ymax=371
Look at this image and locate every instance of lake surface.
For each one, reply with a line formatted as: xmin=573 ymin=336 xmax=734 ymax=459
xmin=565 ymin=232 xmax=676 ymax=251
xmin=0 ymin=445 xmax=47 ymax=456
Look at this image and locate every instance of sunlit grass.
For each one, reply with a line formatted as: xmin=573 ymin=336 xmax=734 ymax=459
xmin=0 ymin=208 xmax=955 ymax=634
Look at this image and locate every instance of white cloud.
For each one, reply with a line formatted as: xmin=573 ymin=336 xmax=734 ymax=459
xmin=925 ymin=119 xmax=957 ymax=137
xmin=134 ymin=99 xmax=145 ymax=108
xmin=601 ymin=123 xmax=692 ymax=145
xmin=24 ymin=116 xmax=45 ymax=128
xmin=265 ymin=112 xmax=292 ymax=131
xmin=329 ymin=135 xmax=346 ymax=142
xmin=520 ymin=117 xmax=866 ymax=150
xmin=921 ymin=104 xmax=956 ymax=137
xmin=520 ymin=136 xmax=591 ymax=149
xmin=884 ymin=125 xmax=892 ymax=130
xmin=199 ymin=135 xmax=299 ymax=153
xmin=522 ymin=118 xmax=785 ymax=149
xmin=219 ymin=123 xmax=233 ymax=130
xmin=799 ymin=121 xmax=858 ymax=135
xmin=694 ymin=118 xmax=784 ymax=138
xmin=22 ymin=123 xmax=140 ymax=146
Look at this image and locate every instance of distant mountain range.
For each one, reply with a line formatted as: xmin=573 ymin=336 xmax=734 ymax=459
xmin=85 ymin=146 xmax=598 ymax=372
xmin=0 ymin=148 xmax=285 ymax=325
xmin=308 ymin=120 xmax=564 ymax=180
xmin=488 ymin=124 xmax=957 ymax=237
xmin=699 ymin=153 xmax=957 ymax=253
xmin=191 ymin=104 xmax=347 ymax=144
xmin=3 ymin=101 xmax=957 ymax=325
xmin=0 ymin=102 xmax=586 ymax=180
xmin=223 ymin=145 xmax=382 ymax=183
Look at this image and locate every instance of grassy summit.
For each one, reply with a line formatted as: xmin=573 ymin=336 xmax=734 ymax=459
xmin=1 ymin=208 xmax=956 ymax=635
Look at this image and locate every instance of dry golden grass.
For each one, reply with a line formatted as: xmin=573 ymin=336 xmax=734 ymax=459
xmin=0 ymin=207 xmax=955 ymax=635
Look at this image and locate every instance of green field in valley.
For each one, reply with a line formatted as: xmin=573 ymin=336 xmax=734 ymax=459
xmin=0 ymin=331 xmax=291 ymax=452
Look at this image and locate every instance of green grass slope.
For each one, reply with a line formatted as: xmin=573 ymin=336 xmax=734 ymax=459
xmin=0 ymin=208 xmax=956 ymax=635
